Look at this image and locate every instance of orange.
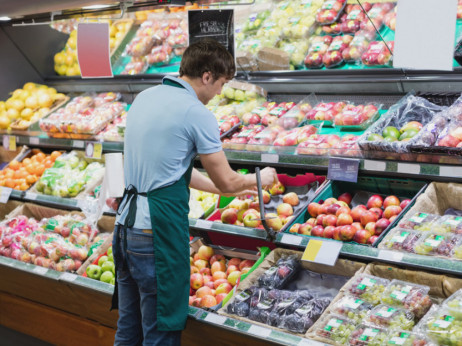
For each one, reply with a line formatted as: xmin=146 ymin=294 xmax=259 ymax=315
xmin=22 ymin=158 xmax=31 ymax=165
xmin=18 ymin=183 xmax=29 ymax=191
xmin=8 ymin=160 xmax=20 ymax=170
xmin=4 ymin=170 xmax=14 ymax=179
xmin=44 ymin=159 xmax=53 ymax=168
xmin=15 ymin=178 xmax=26 ymax=186
xmin=4 ymin=178 xmax=15 ymax=188
xmin=25 ymin=164 xmax=35 ymax=174
xmin=35 ymin=152 xmax=46 ymax=162
xmin=50 ymin=151 xmax=61 ymax=160
xmin=0 ymin=179 xmax=5 ymax=186
xmin=14 ymin=170 xmax=28 ymax=179
xmin=26 ymin=175 xmax=37 ymax=184
xmin=34 ymin=164 xmax=45 ymax=176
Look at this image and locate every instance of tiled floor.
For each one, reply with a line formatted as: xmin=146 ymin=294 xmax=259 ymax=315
xmin=0 ymin=325 xmax=52 ymax=346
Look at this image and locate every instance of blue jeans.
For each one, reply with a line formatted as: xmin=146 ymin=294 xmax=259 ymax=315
xmin=113 ymin=226 xmax=181 ymax=346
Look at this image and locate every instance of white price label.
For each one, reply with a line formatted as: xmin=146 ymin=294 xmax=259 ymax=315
xmin=364 ymin=160 xmax=386 ymax=171
xmin=25 ymin=192 xmax=38 ymax=200
xmin=378 ymin=250 xmax=404 ymax=262
xmin=248 ymin=325 xmax=272 ymax=338
xmin=0 ymin=187 xmax=12 ymax=203
xmin=2 ymin=135 xmax=16 ymax=151
xmin=33 ymin=266 xmax=48 ymax=275
xmin=281 ymin=233 xmax=302 ymax=246
xmin=195 ymin=219 xmax=213 ymax=229
xmin=261 ymin=153 xmax=279 ymax=163
xmin=61 ymin=272 xmax=78 ymax=282
xmin=440 ymin=166 xmax=462 ymax=177
xmin=391 ymin=290 xmax=407 ymax=301
xmin=344 ymin=297 xmax=364 ymax=310
xmin=397 ymin=163 xmax=420 ymax=175
xmin=434 ymin=320 xmax=452 ymax=329
xmin=204 ymin=313 xmax=226 ymax=325
xmin=29 ymin=137 xmax=40 ymax=145
xmin=85 ymin=142 xmax=102 ymax=159
xmin=376 ymin=307 xmax=396 ymax=318
xmin=73 ymin=140 xmax=85 ymax=148
xmin=363 ymin=328 xmax=379 ymax=338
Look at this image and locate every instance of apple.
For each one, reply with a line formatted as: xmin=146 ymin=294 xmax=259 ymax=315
xmin=266 ymin=213 xmax=283 ymax=231
xmin=326 ymin=204 xmax=341 ymax=215
xmin=200 ymin=268 xmax=211 ymax=276
xmin=242 ymin=209 xmax=259 ymax=220
xmin=200 ymin=295 xmax=217 ymax=308
xmin=101 ymin=261 xmax=115 ymax=274
xmin=400 ymin=199 xmax=411 ymax=209
xmin=324 ymin=198 xmax=338 ymax=205
xmin=383 ymin=205 xmax=402 ymax=219
xmin=333 ymin=226 xmax=342 ymax=241
xmin=317 ymin=214 xmax=327 ymax=226
xmin=243 ymin=213 xmax=261 ymax=228
xmin=369 ymin=207 xmax=383 ymax=219
xmin=375 ymin=218 xmax=391 ymax=235
xmin=338 ymin=192 xmax=353 ymax=205
xmin=308 ymin=203 xmax=321 ymax=217
xmin=383 ymin=195 xmax=400 ymax=209
xmin=241 ymin=267 xmax=251 ymax=275
xmin=262 ymin=190 xmax=271 ymax=204
xmin=100 ymin=271 xmax=114 ymax=283
xmin=226 ymin=265 xmax=239 ymax=276
xmin=193 ymin=254 xmax=200 ymax=262
xmin=192 ymin=297 xmax=202 ymax=307
xmin=335 ymin=206 xmax=351 ymax=217
xmin=299 ymin=223 xmax=312 ymax=235
xmin=227 ymin=271 xmax=241 ymax=286
xmin=269 ymin=181 xmax=285 ymax=195
xmin=306 ymin=218 xmax=317 ymax=226
xmin=196 ymin=286 xmax=213 ymax=298
xmin=360 ymin=211 xmax=379 ymax=226
xmin=228 ymin=258 xmax=241 ymax=268
xmin=76 ymin=233 xmax=88 ymax=246
xmin=190 ymin=273 xmax=204 ymax=289
xmin=215 ymin=282 xmax=233 ymax=295
xmin=351 ymin=222 xmax=362 ymax=231
xmin=353 ymin=229 xmax=371 ymax=244
xmin=367 ymin=195 xmax=383 ymax=209
xmin=216 ymin=293 xmax=228 ymax=305
xmin=213 ymin=278 xmax=228 ymax=289
xmin=311 ymin=225 xmax=324 ymax=237
xmin=289 ymin=223 xmax=300 ymax=233
xmin=210 ymin=254 xmax=226 ymax=265
xmin=239 ymin=260 xmax=255 ymax=271
xmin=323 ymin=214 xmax=338 ymax=227
xmin=389 ymin=215 xmax=398 ymax=223
xmin=277 ymin=203 xmax=293 ymax=217
xmin=323 ymin=226 xmax=335 ymax=239
xmin=337 ymin=213 xmax=353 ymax=226
xmin=197 ymin=245 xmax=214 ymax=261
xmin=194 ymin=259 xmax=209 ymax=270
xmin=211 ymin=261 xmax=226 ymax=274
xmin=368 ymin=235 xmax=379 ymax=245
xmin=340 ymin=225 xmax=356 ymax=241
xmin=282 ymin=192 xmax=299 ymax=206
xmin=221 ymin=208 xmax=238 ymax=224
xmin=365 ymin=222 xmax=376 ymax=235
xmin=86 ymin=264 xmax=102 ymax=280
xmin=351 ymin=206 xmax=367 ymax=222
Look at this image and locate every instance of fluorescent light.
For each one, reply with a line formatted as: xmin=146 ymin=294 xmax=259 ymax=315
xmin=0 ymin=16 xmax=11 ymax=21
xmin=82 ymin=4 xmax=112 ymax=9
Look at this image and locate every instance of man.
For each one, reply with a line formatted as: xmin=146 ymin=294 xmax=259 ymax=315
xmin=113 ymin=39 xmax=278 ymax=346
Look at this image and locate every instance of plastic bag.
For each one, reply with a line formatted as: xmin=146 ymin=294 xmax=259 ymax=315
xmin=315 ymin=0 xmax=347 ymax=25
xmin=281 ymin=297 xmax=331 ymax=333
xmin=278 ymin=40 xmax=310 ymax=70
xmin=323 ymin=34 xmax=353 ymax=68
xmin=366 ymin=304 xmax=415 ymax=330
xmin=341 ymin=3 xmax=369 ymax=34
xmin=257 ymin=254 xmax=299 ymax=289
xmin=304 ymin=35 xmax=333 ymax=69
xmin=342 ymin=30 xmax=376 ymax=63
xmin=361 ymin=41 xmax=394 ymax=67
xmin=121 ymin=57 xmax=149 ymax=75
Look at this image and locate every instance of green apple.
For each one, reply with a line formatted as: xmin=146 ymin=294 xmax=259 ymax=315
xmin=382 ymin=126 xmax=400 ymax=139
xmin=110 ymin=277 xmax=115 ymax=285
xmin=107 ymin=246 xmax=113 ymax=256
xmin=367 ymin=133 xmax=384 ymax=141
xmin=98 ymin=255 xmax=108 ymax=267
xmin=78 ymin=160 xmax=88 ymax=170
xmin=384 ymin=136 xmax=398 ymax=142
xmin=100 ymin=271 xmax=114 ymax=283
xmin=399 ymin=128 xmax=419 ymax=141
xmin=101 ymin=261 xmax=115 ymax=274
xmin=108 ymin=253 xmax=114 ymax=262
xmin=86 ymin=264 xmax=102 ymax=280
xmin=68 ymin=156 xmax=80 ymax=169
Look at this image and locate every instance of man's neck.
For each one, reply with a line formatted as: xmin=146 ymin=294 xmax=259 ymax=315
xmin=179 ymin=75 xmax=205 ymax=104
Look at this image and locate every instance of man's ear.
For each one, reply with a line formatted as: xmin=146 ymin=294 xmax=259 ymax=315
xmin=202 ymin=71 xmax=213 ymax=85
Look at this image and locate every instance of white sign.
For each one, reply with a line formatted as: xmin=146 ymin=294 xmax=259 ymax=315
xmin=261 ymin=153 xmax=279 ymax=163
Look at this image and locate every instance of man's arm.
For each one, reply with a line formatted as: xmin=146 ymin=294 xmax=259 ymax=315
xmin=199 ymin=151 xmax=277 ymax=194
xmin=190 ymin=168 xmax=257 ymax=196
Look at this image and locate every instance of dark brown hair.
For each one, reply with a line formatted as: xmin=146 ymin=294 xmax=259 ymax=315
xmin=179 ymin=39 xmax=235 ymax=80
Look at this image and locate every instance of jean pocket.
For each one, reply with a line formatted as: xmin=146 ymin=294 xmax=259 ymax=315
xmin=127 ymin=250 xmax=157 ymax=294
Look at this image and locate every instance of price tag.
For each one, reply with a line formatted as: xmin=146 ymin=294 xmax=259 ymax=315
xmin=298 ymin=338 xmax=323 ymax=346
xmin=85 ymin=142 xmax=103 ymax=159
xmin=73 ymin=140 xmax=85 ymax=148
xmin=261 ymin=153 xmax=279 ymax=163
xmin=29 ymin=137 xmax=40 ymax=145
xmin=328 ymin=157 xmax=360 ymax=183
xmin=397 ymin=163 xmax=420 ymax=175
xmin=440 ymin=166 xmax=462 ymax=177
xmin=195 ymin=219 xmax=213 ymax=229
xmin=248 ymin=324 xmax=272 ymax=338
xmin=0 ymin=187 xmax=12 ymax=203
xmin=364 ymin=160 xmax=386 ymax=171
xmin=33 ymin=266 xmax=48 ymax=275
xmin=25 ymin=192 xmax=38 ymax=200
xmin=61 ymin=272 xmax=78 ymax=282
xmin=3 ymin=136 xmax=16 ymax=151
xmin=302 ymin=239 xmax=342 ymax=266
xmin=378 ymin=250 xmax=404 ymax=262
xmin=204 ymin=313 xmax=226 ymax=325
xmin=281 ymin=233 xmax=302 ymax=246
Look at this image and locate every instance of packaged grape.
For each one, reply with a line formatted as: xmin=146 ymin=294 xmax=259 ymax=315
xmin=413 ymin=232 xmax=461 ymax=257
xmin=451 ymin=239 xmax=462 ymax=260
xmin=226 ymin=288 xmax=253 ymax=317
xmin=366 ymin=304 xmax=415 ymax=330
xmin=361 ymin=41 xmax=394 ymax=67
xmin=323 ymin=35 xmax=353 ymax=68
xmin=282 ymin=15 xmax=316 ymax=40
xmin=386 ymin=330 xmax=434 ymax=346
xmin=248 ymin=296 xmax=276 ymax=324
xmin=146 ymin=44 xmax=173 ymax=66
xmin=379 ymin=228 xmax=424 ymax=253
xmin=348 ymin=324 xmax=389 ymax=346
xmin=304 ymin=35 xmax=333 ymax=69
xmin=331 ymin=295 xmax=374 ymax=324
xmin=315 ymin=313 xmax=357 ymax=344
xmin=397 ymin=212 xmax=439 ymax=231
xmin=418 ymin=306 xmax=462 ymax=346
xmin=381 ymin=280 xmax=432 ymax=319
xmin=278 ymin=40 xmax=310 ymax=70
xmin=341 ymin=4 xmax=368 ymax=34
xmin=345 ymin=274 xmax=390 ymax=305
xmin=257 ymin=254 xmax=299 ymax=289
xmin=433 ymin=215 xmax=462 ymax=234
xmin=243 ymin=10 xmax=270 ymax=33
xmin=281 ymin=297 xmax=332 ymax=333
xmin=315 ymin=0 xmax=347 ymax=25
xmin=442 ymin=289 xmax=462 ymax=320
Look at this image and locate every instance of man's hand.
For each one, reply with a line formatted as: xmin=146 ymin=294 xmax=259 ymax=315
xmin=260 ymin=167 xmax=278 ymax=189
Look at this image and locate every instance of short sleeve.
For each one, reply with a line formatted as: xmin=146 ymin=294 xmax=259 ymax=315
xmin=185 ymin=105 xmax=222 ymax=154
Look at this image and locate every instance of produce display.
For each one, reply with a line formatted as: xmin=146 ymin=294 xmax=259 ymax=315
xmin=0 ymin=82 xmax=67 ymax=130
xmin=189 ymin=245 xmax=256 ymax=308
xmin=385 ymin=331 xmax=432 ymax=346
xmin=85 ymin=246 xmax=115 ymax=284
xmin=305 ymin=100 xmax=346 ymax=124
xmin=0 ymin=150 xmax=61 ymax=191
xmin=315 ymin=314 xmax=357 ymax=344
xmin=419 ymin=306 xmax=462 ymax=346
xmin=346 ymin=274 xmax=390 ymax=305
xmin=342 ymin=30 xmax=376 ymax=63
xmin=315 ymin=0 xmax=347 ymax=25
xmin=34 ymin=151 xmax=105 ymax=198
xmin=365 ymin=304 xmax=415 ymax=330
xmin=296 ymin=133 xmax=361 ymax=157
xmin=39 ymin=92 xmax=126 ymax=138
xmin=331 ymin=295 xmax=374 ymax=324
xmin=413 ymin=232 xmax=461 ymax=257
xmin=189 ymin=189 xmax=218 ymax=219
xmin=348 ymin=324 xmax=389 ymax=345
xmin=334 ymin=102 xmax=381 ymax=129
xmin=0 ymin=213 xmax=108 ymax=273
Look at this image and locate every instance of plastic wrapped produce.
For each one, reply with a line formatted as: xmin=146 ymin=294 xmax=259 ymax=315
xmin=361 ymin=2 xmax=395 ymax=33
xmin=242 ymin=11 xmax=270 ymax=33
xmin=305 ymin=101 xmax=347 ymax=124
xmin=278 ymin=40 xmax=310 ymax=70
xmin=226 ymin=288 xmax=253 ymax=317
xmin=315 ymin=0 xmax=347 ymax=25
xmin=304 ymin=35 xmax=333 ymax=69
xmin=341 ymin=4 xmax=368 ymax=34
xmin=248 ymin=296 xmax=276 ymax=324
xmin=349 ymin=324 xmax=389 ymax=346
xmin=257 ymin=254 xmax=299 ymax=289
xmin=281 ymin=297 xmax=331 ymax=333
xmin=323 ymin=34 xmax=353 ymax=68
xmin=386 ymin=330 xmax=434 ymax=346
xmin=397 ymin=212 xmax=440 ymax=231
xmin=379 ymin=228 xmax=424 ymax=253
xmin=315 ymin=314 xmax=357 ymax=344
xmin=413 ymin=232 xmax=461 ymax=257
xmin=419 ymin=305 xmax=462 ymax=346
xmin=346 ymin=274 xmax=390 ymax=305
xmin=442 ymin=289 xmax=462 ymax=320
xmin=146 ymin=44 xmax=173 ymax=66
xmin=381 ymin=280 xmax=432 ymax=319
xmin=342 ymin=30 xmax=376 ymax=63
xmin=272 ymin=125 xmax=318 ymax=147
xmin=331 ymin=295 xmax=374 ymax=324
xmin=121 ymin=56 xmax=149 ymax=75
xmin=124 ymin=35 xmax=155 ymax=57
xmin=334 ymin=102 xmax=381 ymax=129
xmin=366 ymin=304 xmax=415 ymax=330
xmin=362 ymin=41 xmax=394 ymax=67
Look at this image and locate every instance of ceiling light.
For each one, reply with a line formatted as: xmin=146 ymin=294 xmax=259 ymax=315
xmin=81 ymin=4 xmax=113 ymax=10
xmin=0 ymin=16 xmax=11 ymax=21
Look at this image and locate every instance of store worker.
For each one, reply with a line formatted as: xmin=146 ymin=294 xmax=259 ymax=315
xmin=112 ymin=38 xmax=278 ymax=346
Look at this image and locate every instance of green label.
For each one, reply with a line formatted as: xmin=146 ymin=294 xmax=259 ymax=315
xmin=323 ymin=1 xmax=335 ymax=10
xmin=45 ymin=237 xmax=57 ymax=244
xmin=445 ymin=217 xmax=462 ymax=226
xmin=269 ymin=107 xmax=285 ymax=116
xmin=410 ymin=213 xmax=427 ymax=223
xmin=70 ymin=222 xmax=85 ymax=233
xmin=357 ymin=277 xmax=376 ymax=290
xmin=311 ymin=42 xmax=324 ymax=52
xmin=237 ymin=129 xmax=254 ymax=138
xmin=391 ymin=231 xmax=410 ymax=244
xmin=324 ymin=318 xmax=342 ymax=331
xmin=252 ymin=106 xmax=268 ymax=116
xmin=433 ymin=315 xmax=454 ymax=328
xmin=45 ymin=218 xmax=58 ymax=231
xmin=376 ymin=307 xmax=396 ymax=318
xmin=344 ymin=297 xmax=364 ymax=309
xmin=424 ymin=235 xmax=444 ymax=247
xmin=330 ymin=40 xmax=343 ymax=51
xmin=348 ymin=10 xmax=361 ymax=20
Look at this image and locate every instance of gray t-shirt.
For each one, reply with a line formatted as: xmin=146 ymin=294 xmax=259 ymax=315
xmin=116 ymin=76 xmax=222 ymax=228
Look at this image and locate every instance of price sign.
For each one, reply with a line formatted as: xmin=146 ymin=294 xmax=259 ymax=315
xmin=378 ymin=249 xmax=404 ymax=262
xmin=397 ymin=163 xmax=420 ymax=175
xmin=195 ymin=219 xmax=213 ymax=229
xmin=60 ymin=272 xmax=78 ymax=282
xmin=85 ymin=142 xmax=103 ymax=159
xmin=77 ymin=22 xmax=113 ymax=78
xmin=328 ymin=157 xmax=360 ymax=183
xmin=261 ymin=153 xmax=279 ymax=163
xmin=29 ymin=137 xmax=40 ymax=145
xmin=0 ymin=187 xmax=12 ymax=203
xmin=188 ymin=10 xmax=234 ymax=58
xmin=3 ymin=135 xmax=16 ymax=151
xmin=248 ymin=325 xmax=272 ymax=338
xmin=73 ymin=140 xmax=85 ymax=148
xmin=33 ymin=266 xmax=48 ymax=275
xmin=302 ymin=238 xmax=342 ymax=266
xmin=281 ymin=233 xmax=302 ymax=246
xmin=204 ymin=313 xmax=226 ymax=325
xmin=25 ymin=192 xmax=38 ymax=200
xmin=364 ymin=160 xmax=386 ymax=172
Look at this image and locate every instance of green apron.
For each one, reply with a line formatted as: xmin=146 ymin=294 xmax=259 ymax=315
xmin=112 ymin=78 xmax=194 ymax=331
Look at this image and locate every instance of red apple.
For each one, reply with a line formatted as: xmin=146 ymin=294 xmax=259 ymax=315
xmin=326 ymin=204 xmax=341 ymax=215
xmin=351 ymin=222 xmax=362 ymax=231
xmin=228 ymin=258 xmax=241 ymax=268
xmin=316 ymin=214 xmax=327 ymax=226
xmin=323 ymin=226 xmax=335 ymax=239
xmin=211 ymin=261 xmax=226 ymax=274
xmin=383 ymin=195 xmax=400 ymax=209
xmin=389 ymin=215 xmax=398 ymax=223
xmin=383 ymin=205 xmax=402 ymax=219
xmin=311 ymin=225 xmax=324 ymax=237
xmin=299 ymin=223 xmax=313 ymax=235
xmin=210 ymin=254 xmax=226 ymax=265
xmin=337 ymin=213 xmax=353 ymax=226
xmin=200 ymin=268 xmax=211 ymax=276
xmin=262 ymin=190 xmax=271 ymax=204
xmin=365 ymin=222 xmax=376 ymax=235
xmin=213 ymin=278 xmax=228 ymax=289
xmin=369 ymin=207 xmax=383 ymax=219
xmin=333 ymin=226 xmax=342 ymax=240
xmin=339 ymin=225 xmax=356 ymax=241
xmin=283 ymin=192 xmax=300 ymax=206
xmin=400 ymin=199 xmax=411 ymax=209
xmin=368 ymin=235 xmax=379 ymax=245
xmin=351 ymin=206 xmax=367 ymax=222
xmin=221 ymin=208 xmax=238 ymax=224
xmin=216 ymin=293 xmax=228 ymax=304
xmin=197 ymin=245 xmax=214 ymax=261
xmin=277 ymin=203 xmax=294 ymax=217
xmin=338 ymin=192 xmax=352 ymax=205
xmin=366 ymin=195 xmax=383 ymax=209
xmin=289 ymin=223 xmax=300 ymax=233
xmin=323 ymin=214 xmax=338 ymax=227
xmin=306 ymin=218 xmax=317 ymax=226
xmin=375 ymin=218 xmax=391 ymax=235
xmin=324 ymin=198 xmax=338 ymax=206
xmin=308 ymin=203 xmax=321 ymax=217
xmin=190 ymin=273 xmax=204 ymax=290
xmin=335 ymin=206 xmax=351 ymax=217
xmin=353 ymin=229 xmax=372 ymax=244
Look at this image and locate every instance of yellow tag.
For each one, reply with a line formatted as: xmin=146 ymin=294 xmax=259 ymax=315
xmin=85 ymin=142 xmax=102 ymax=159
xmin=302 ymin=239 xmax=323 ymax=261
xmin=9 ymin=136 xmax=16 ymax=151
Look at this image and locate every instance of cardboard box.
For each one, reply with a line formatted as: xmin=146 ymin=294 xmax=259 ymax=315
xmin=257 ymin=48 xmax=290 ymax=71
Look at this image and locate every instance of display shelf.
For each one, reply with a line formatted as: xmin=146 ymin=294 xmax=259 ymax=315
xmin=0 ymin=255 xmax=61 ymax=280
xmin=58 ymin=272 xmax=114 ymax=295
xmin=275 ymin=232 xmax=462 ymax=277
xmin=189 ymin=218 xmax=269 ymax=240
